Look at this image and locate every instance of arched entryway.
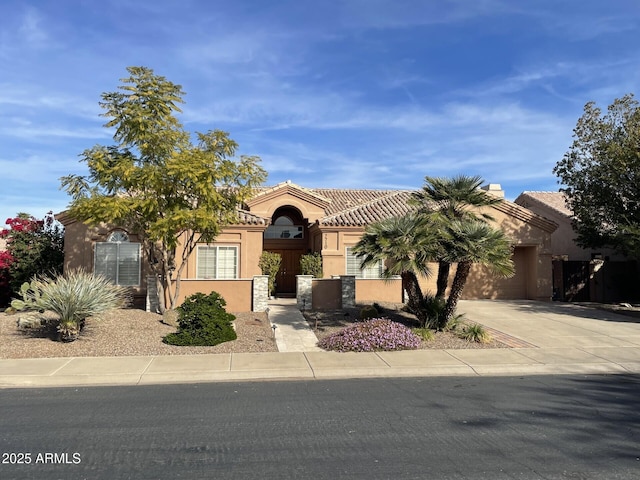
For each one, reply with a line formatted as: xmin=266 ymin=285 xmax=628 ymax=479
xmin=263 ymin=207 xmax=309 ymax=296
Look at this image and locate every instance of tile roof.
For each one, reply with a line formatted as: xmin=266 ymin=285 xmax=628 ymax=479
xmin=236 ymin=209 xmax=268 ymax=225
xmin=312 ymin=189 xmax=415 ymax=226
xmin=246 ymin=184 xmax=417 ymax=226
xmin=246 ymin=185 xmax=556 ymax=230
xmin=515 ymin=191 xmax=572 ymax=217
xmin=251 ymin=181 xmax=332 ymax=205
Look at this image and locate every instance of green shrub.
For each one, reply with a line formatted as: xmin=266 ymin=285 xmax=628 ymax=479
xmin=360 ymin=304 xmax=379 ymax=320
xmin=258 ymin=252 xmax=281 ymax=296
xmin=421 ymin=294 xmax=446 ymax=328
xmin=412 ymin=327 xmax=434 ymax=341
xmin=163 ymin=291 xmax=237 ymax=346
xmin=300 ymin=252 xmax=323 ymax=278
xmin=458 ymin=323 xmax=491 ymax=343
xmin=11 ymin=269 xmax=129 ymax=341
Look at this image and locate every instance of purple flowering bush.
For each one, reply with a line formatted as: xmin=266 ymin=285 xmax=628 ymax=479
xmin=318 ymin=318 xmax=422 ymax=352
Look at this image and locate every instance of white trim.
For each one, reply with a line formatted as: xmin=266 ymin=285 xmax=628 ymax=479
xmin=196 ymin=245 xmax=239 ymax=279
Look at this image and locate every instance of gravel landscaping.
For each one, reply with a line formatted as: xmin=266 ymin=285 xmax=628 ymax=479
xmin=0 ymin=309 xmax=277 ymax=359
xmin=305 ymin=302 xmax=508 ymax=350
xmin=1 ymin=302 xmax=510 ymax=359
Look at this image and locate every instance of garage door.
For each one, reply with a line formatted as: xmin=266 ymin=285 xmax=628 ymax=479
xmin=461 ymin=246 xmax=529 ymax=300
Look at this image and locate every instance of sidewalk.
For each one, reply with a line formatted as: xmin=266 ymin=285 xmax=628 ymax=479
xmin=1 ymin=300 xmax=639 ymax=388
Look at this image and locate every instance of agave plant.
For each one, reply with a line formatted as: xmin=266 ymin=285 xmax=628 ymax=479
xmin=12 ymin=270 xmax=129 ymax=342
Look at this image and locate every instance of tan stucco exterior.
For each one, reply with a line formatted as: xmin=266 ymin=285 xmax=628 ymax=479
xmin=414 ymin=202 xmax=556 ymax=301
xmin=514 ymin=192 xmax=625 ymax=262
xmin=59 ymin=216 xmax=152 ymax=308
xmin=60 ymin=182 xmax=557 ymax=311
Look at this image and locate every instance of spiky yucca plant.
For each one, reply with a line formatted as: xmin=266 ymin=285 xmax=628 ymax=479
xmin=458 ymin=323 xmax=492 ymax=344
xmin=12 ymin=270 xmax=129 ymax=341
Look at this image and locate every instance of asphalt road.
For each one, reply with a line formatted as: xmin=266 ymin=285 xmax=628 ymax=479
xmin=1 ymin=374 xmax=639 ymax=479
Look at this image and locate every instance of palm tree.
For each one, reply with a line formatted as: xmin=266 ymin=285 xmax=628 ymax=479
xmin=352 ymin=214 xmax=437 ymax=327
xmin=410 ymin=175 xmax=503 ymax=300
xmin=438 ymin=220 xmax=515 ymax=329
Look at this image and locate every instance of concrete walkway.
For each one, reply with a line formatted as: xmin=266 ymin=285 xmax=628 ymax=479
xmin=1 ymin=300 xmax=639 ymax=388
xmin=267 ymin=298 xmax=322 ymax=352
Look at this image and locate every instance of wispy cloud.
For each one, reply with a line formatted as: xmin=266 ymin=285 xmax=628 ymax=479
xmin=19 ymin=7 xmax=48 ymax=46
xmin=0 ymin=0 xmax=638 ymax=221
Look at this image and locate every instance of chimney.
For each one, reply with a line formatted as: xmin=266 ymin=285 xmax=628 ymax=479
xmin=481 ymin=183 xmax=505 ymax=198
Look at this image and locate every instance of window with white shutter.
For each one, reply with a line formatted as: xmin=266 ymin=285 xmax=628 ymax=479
xmin=197 ymin=246 xmax=238 ymax=279
xmin=94 ymin=231 xmax=140 ymax=286
xmin=345 ymin=246 xmax=383 ymax=279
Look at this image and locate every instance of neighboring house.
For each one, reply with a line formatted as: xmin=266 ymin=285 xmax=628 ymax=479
xmin=515 ymin=191 xmax=639 ymax=302
xmin=59 ymin=181 xmax=557 ymax=312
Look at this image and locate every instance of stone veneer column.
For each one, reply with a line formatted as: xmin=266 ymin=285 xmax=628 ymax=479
xmin=252 ymin=275 xmax=269 ymax=312
xmin=340 ymin=275 xmax=356 ymax=308
xmin=146 ymin=276 xmax=160 ymax=313
xmin=296 ymin=275 xmax=313 ymax=310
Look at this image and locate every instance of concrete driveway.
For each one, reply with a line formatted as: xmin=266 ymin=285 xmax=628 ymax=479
xmin=459 ymin=299 xmax=640 ymax=360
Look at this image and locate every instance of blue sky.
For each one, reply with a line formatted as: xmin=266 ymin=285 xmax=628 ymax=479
xmin=1 ymin=0 xmax=639 ymax=224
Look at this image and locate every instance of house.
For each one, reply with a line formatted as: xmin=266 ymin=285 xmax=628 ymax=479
xmin=59 ymin=181 xmax=558 ymax=312
xmin=514 ymin=191 xmax=626 ymax=262
xmin=515 ymin=191 xmax=639 ymax=302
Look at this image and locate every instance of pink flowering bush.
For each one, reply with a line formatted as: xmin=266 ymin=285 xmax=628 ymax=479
xmin=0 ymin=251 xmax=12 ymax=306
xmin=318 ymin=318 xmax=422 ymax=352
xmin=0 ymin=213 xmax=64 ymax=307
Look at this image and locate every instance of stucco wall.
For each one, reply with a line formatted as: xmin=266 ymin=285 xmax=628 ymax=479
xmin=413 ymin=204 xmax=555 ymax=301
xmin=516 ymin=203 xmax=625 ymax=262
xmin=355 ymin=278 xmax=403 ymax=304
xmin=320 ymin=228 xmax=366 ymax=277
xmin=478 ymin=204 xmax=554 ymax=301
xmin=175 ymin=279 xmax=253 ymax=312
xmin=62 ymin=220 xmax=150 ymax=307
xmin=176 ymin=226 xmax=265 ymax=280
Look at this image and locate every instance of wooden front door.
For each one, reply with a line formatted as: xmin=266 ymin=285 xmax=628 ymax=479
xmin=270 ymin=249 xmax=304 ymax=295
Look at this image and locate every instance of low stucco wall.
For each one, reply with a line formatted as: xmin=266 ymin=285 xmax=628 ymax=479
xmin=174 ymin=279 xmax=253 ymax=312
xmin=355 ymin=278 xmax=403 ymax=304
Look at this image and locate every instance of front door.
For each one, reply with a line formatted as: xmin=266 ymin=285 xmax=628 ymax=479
xmin=270 ymin=249 xmax=304 ymax=295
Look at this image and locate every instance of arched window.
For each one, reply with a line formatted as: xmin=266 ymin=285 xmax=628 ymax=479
xmin=107 ymin=230 xmax=129 ymax=243
xmin=264 ymin=215 xmax=304 ymax=239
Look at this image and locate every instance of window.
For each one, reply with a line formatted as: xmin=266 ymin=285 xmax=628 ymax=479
xmin=264 ymin=215 xmax=304 ymax=239
xmin=107 ymin=231 xmax=129 ymax=243
xmin=94 ymin=231 xmax=140 ymax=286
xmin=197 ymin=246 xmax=238 ymax=279
xmin=346 ymin=246 xmax=383 ymax=279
